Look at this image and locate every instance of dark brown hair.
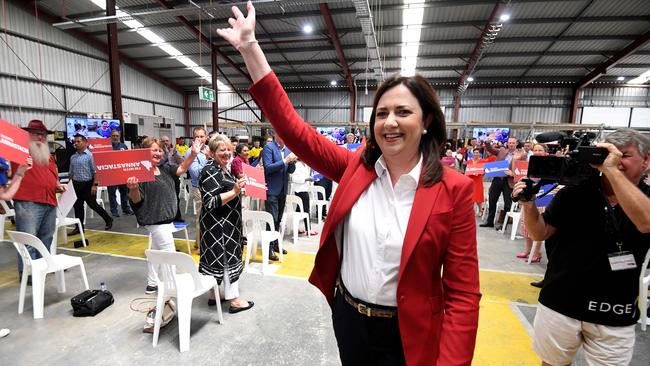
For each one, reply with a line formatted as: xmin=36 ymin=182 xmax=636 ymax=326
xmin=361 ymin=74 xmax=447 ymax=186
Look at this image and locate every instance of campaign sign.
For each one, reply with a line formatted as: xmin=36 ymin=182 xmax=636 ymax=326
xmin=535 ymin=184 xmax=558 ymax=208
xmin=513 ymin=160 xmax=529 ymax=182
xmin=483 ymin=160 xmax=509 ymax=178
xmin=93 ymin=149 xmax=154 ymax=186
xmin=87 ymin=138 xmax=112 ymax=152
xmin=243 ymin=163 xmax=266 ymax=200
xmin=0 ymin=119 xmax=29 ymax=165
xmin=464 ymin=163 xmax=484 ymax=176
xmin=346 ymin=143 xmax=361 ymax=152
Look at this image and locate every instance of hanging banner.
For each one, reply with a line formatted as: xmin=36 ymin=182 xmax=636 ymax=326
xmin=483 ymin=160 xmax=509 ymax=178
xmin=464 ymin=162 xmax=485 ymax=176
xmin=243 ymin=163 xmax=267 ymax=200
xmin=0 ymin=119 xmax=29 ymax=165
xmin=93 ymin=149 xmax=154 ymax=186
xmin=513 ymin=160 xmax=529 ymax=182
xmin=87 ymin=138 xmax=112 ymax=152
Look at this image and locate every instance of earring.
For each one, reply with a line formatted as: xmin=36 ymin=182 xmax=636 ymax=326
xmin=422 ymin=129 xmax=428 ymax=134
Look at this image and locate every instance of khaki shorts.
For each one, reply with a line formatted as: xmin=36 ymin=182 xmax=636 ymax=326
xmin=533 ymin=303 xmax=635 ymax=366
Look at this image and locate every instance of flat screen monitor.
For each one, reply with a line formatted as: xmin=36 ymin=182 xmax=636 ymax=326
xmin=65 ymin=117 xmax=121 ymax=144
xmin=473 ymin=127 xmax=510 ymax=143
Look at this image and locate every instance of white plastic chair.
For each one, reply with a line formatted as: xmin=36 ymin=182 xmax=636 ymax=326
xmin=639 ymin=248 xmax=650 ymax=331
xmin=178 ymin=176 xmax=190 ymax=204
xmin=0 ymin=200 xmax=15 ymax=240
xmin=6 ymin=231 xmax=89 ymax=319
xmin=242 ymin=210 xmax=283 ymax=275
xmin=145 ymin=249 xmax=223 ymax=352
xmin=308 ymin=185 xmax=329 ymax=226
xmin=148 ymin=222 xmax=192 ymax=255
xmin=284 ymin=195 xmax=312 ymax=245
xmin=500 ymin=202 xmax=522 ymax=240
xmin=52 ymin=206 xmax=87 ymax=255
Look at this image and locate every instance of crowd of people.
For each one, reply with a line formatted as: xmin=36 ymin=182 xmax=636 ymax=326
xmin=2 ymin=2 xmax=650 ymax=365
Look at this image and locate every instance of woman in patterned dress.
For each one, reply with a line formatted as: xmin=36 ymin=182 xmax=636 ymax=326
xmin=199 ymin=134 xmax=254 ymax=313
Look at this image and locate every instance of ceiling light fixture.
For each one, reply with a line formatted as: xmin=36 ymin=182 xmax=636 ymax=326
xmin=303 ymin=25 xmax=313 ymax=34
xmin=330 ymin=80 xmax=337 ymax=86
xmin=499 ymin=14 xmax=510 ymax=22
xmin=617 ymin=76 xmax=625 ymax=81
xmin=400 ymin=0 xmax=425 ymax=76
xmin=467 ymin=77 xmax=474 ymax=82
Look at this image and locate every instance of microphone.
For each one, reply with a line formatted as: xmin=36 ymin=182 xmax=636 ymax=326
xmin=535 ymin=131 xmax=567 ymax=144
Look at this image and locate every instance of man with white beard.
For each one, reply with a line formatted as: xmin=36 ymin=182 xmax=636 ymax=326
xmin=12 ymin=120 xmax=66 ymax=278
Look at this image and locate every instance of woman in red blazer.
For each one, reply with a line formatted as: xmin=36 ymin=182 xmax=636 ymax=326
xmin=218 ymin=3 xmax=481 ymax=365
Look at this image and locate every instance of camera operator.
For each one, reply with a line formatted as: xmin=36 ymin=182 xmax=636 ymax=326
xmin=512 ymin=128 xmax=650 ymax=366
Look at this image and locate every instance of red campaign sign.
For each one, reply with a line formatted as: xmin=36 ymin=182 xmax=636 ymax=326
xmin=87 ymin=138 xmax=112 ymax=152
xmin=0 ymin=119 xmax=29 ymax=165
xmin=93 ymin=149 xmax=155 ymax=186
xmin=513 ymin=160 xmax=529 ymax=182
xmin=464 ymin=163 xmax=484 ymax=176
xmin=243 ymin=163 xmax=266 ymax=200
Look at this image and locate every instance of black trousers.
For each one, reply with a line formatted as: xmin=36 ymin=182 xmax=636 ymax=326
xmin=486 ymin=177 xmax=512 ymax=225
xmin=73 ymin=181 xmax=112 ymax=228
xmin=295 ymin=191 xmax=310 ymax=230
xmin=332 ymin=291 xmax=405 ymax=366
xmin=314 ymin=177 xmax=332 ymax=216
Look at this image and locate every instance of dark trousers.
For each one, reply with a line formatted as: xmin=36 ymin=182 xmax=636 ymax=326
xmin=107 ymin=184 xmax=130 ymax=214
xmin=73 ymin=181 xmax=112 ymax=228
xmin=314 ymin=177 xmax=332 ymax=216
xmin=295 ymin=191 xmax=310 ymax=230
xmin=265 ymin=194 xmax=286 ymax=248
xmin=332 ymin=291 xmax=405 ymax=366
xmin=486 ymin=177 xmax=512 ymax=225
xmin=173 ymin=174 xmax=182 ymax=221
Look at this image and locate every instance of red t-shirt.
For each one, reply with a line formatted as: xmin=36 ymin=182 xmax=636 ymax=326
xmin=12 ymin=156 xmax=59 ymax=206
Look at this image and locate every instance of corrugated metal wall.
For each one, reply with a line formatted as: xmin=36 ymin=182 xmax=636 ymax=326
xmin=0 ymin=1 xmax=184 ymax=132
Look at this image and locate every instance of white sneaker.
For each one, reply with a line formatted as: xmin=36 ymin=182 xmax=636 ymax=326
xmin=0 ymin=329 xmax=10 ymax=338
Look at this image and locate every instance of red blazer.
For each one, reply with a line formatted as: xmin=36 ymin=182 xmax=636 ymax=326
xmin=250 ymin=73 xmax=481 ymax=366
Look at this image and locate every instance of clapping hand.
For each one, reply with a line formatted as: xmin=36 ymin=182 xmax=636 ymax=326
xmin=232 ymin=178 xmax=246 ymax=195
xmin=16 ymin=156 xmax=33 ymax=176
xmin=191 ymin=138 xmax=202 ymax=155
xmin=216 ymin=1 xmax=257 ymax=51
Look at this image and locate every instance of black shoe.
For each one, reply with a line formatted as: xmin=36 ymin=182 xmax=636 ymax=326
xmin=208 ymin=299 xmax=216 ymax=306
xmin=495 ymin=225 xmax=503 ymax=231
xmin=105 ymin=219 xmax=113 ymax=230
xmin=479 ymin=223 xmax=494 ymax=228
xmin=145 ymin=285 xmax=157 ymax=294
xmin=69 ymin=228 xmax=80 ymax=236
xmin=272 ymin=243 xmax=287 ymax=255
xmin=530 ymin=280 xmax=544 ymax=288
xmin=228 ymin=301 xmax=254 ymax=314
xmin=111 ymin=212 xmax=120 ymax=218
xmin=269 ymin=252 xmax=279 ymax=261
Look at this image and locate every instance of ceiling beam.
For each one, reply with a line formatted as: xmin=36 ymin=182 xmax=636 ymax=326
xmin=576 ymin=29 xmax=650 ymax=88
xmin=154 ymin=0 xmax=252 ymax=84
xmin=14 ymin=1 xmax=185 ymax=94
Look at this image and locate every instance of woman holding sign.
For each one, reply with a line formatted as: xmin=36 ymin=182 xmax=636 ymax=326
xmin=198 ymin=134 xmax=253 ymax=313
xmin=126 ymin=137 xmax=200 ymax=294
xmin=216 ymin=3 xmax=480 ymax=364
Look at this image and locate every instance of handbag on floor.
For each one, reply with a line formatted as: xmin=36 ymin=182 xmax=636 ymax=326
xmin=143 ymin=298 xmax=176 ymax=334
xmin=71 ymin=289 xmax=114 ymax=317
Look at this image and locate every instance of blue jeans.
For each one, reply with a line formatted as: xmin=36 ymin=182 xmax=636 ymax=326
xmin=107 ymin=185 xmax=131 ymax=214
xmin=13 ymin=200 xmax=57 ymax=274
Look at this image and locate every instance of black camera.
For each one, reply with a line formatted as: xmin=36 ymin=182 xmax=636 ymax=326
xmin=513 ymin=131 xmax=608 ymax=202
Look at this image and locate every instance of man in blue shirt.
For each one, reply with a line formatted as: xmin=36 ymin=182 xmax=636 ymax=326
xmin=69 ymin=134 xmax=112 ymax=231
xmin=184 ymin=127 xmax=208 ymax=246
xmin=107 ymin=129 xmax=133 ymax=217
xmin=263 ymin=131 xmax=296 ymax=261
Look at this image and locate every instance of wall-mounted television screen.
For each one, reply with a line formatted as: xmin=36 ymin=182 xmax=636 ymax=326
xmin=65 ymin=117 xmax=121 ymax=144
xmin=473 ymin=127 xmax=510 ymax=143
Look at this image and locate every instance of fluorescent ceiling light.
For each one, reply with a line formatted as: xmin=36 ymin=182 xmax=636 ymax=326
xmin=330 ymin=80 xmax=337 ymax=86
xmin=303 ymin=25 xmax=313 ymax=34
xmin=87 ymin=0 xmax=229 ymax=92
xmin=627 ymin=70 xmax=650 ymax=85
xmin=467 ymin=77 xmax=474 ymax=82
xmin=499 ymin=14 xmax=510 ymax=22
xmin=400 ymin=0 xmax=425 ymax=76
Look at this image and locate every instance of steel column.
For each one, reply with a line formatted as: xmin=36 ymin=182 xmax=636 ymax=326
xmin=320 ymin=3 xmax=356 ymax=122
xmin=106 ymin=0 xmax=123 ymax=132
xmin=184 ymin=92 xmax=190 ymax=136
xmin=211 ymin=47 xmax=219 ymax=132
xmin=569 ymin=88 xmax=580 ymax=124
xmin=453 ymin=94 xmax=461 ymax=123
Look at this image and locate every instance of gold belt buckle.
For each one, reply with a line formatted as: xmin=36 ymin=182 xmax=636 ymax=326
xmin=357 ymin=303 xmax=372 ymax=317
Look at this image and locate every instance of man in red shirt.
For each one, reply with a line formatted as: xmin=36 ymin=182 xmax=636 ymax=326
xmin=11 ymin=120 xmax=66 ymax=277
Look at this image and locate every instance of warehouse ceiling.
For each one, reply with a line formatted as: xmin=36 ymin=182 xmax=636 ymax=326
xmin=28 ymin=0 xmax=650 ymax=92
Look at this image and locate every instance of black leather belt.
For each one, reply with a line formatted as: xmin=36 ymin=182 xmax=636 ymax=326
xmin=336 ymin=281 xmax=398 ymax=318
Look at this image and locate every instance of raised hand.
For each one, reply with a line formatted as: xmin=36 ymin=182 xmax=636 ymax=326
xmin=216 ymin=1 xmax=256 ymax=51
xmin=126 ymin=176 xmax=139 ymax=190
xmin=16 ymin=157 xmax=33 ymax=176
xmin=191 ymin=138 xmax=202 ymax=155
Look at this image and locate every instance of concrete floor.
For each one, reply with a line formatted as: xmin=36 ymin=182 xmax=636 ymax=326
xmin=0 ymin=199 xmax=648 ymax=365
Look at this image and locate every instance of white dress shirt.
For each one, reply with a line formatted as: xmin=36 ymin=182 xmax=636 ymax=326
xmin=339 ymin=154 xmax=422 ymax=306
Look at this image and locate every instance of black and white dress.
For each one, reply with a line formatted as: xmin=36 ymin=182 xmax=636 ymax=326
xmin=198 ymin=161 xmax=243 ymax=285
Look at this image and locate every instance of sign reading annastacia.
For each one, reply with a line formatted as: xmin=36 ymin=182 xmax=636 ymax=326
xmin=93 ymin=149 xmax=155 ymax=186
xmin=242 ymin=163 xmax=267 ymax=200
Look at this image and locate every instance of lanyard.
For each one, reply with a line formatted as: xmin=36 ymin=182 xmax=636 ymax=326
xmin=600 ymin=190 xmax=624 ymax=253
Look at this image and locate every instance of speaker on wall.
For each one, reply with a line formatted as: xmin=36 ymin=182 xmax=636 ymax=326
xmin=123 ymin=123 xmax=138 ymax=141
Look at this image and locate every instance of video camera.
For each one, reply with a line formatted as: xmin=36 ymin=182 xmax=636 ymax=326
xmin=513 ymin=131 xmax=608 ymax=202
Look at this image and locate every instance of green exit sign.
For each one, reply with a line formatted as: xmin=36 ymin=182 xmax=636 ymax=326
xmin=199 ymin=86 xmax=215 ymax=103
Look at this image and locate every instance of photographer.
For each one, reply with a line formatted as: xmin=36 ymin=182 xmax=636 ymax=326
xmin=513 ymin=128 xmax=650 ymax=366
